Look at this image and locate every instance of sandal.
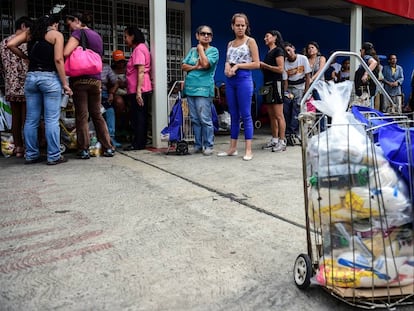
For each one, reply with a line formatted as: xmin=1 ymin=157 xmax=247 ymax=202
xmin=15 ymin=147 xmax=24 ymax=158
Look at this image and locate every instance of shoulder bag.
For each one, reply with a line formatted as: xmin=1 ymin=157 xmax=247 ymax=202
xmin=259 ymin=82 xmax=274 ymax=104
xmin=64 ymin=29 xmax=102 ymax=77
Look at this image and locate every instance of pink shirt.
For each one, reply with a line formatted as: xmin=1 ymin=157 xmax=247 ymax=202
xmin=126 ymin=43 xmax=152 ymax=94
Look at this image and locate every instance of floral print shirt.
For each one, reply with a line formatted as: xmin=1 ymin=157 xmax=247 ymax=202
xmin=0 ymin=34 xmax=28 ymax=102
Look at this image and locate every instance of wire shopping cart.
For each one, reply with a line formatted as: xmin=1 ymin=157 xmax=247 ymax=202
xmin=293 ymin=51 xmax=414 ymax=309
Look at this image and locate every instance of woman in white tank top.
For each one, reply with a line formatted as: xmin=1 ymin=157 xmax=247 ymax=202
xmin=217 ymin=13 xmax=260 ymax=161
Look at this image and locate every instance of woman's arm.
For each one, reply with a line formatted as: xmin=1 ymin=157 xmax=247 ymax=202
xmin=6 ymin=31 xmax=29 ymax=60
xmin=49 ymin=31 xmax=72 ymax=95
xmin=311 ymin=56 xmax=326 ymax=83
xmin=63 ymin=36 xmax=79 ymax=57
xmin=182 ymin=48 xmax=201 ymax=72
xmin=197 ymin=43 xmax=210 ymax=69
xmin=362 ymin=57 xmax=378 ymax=82
xmin=135 ymin=64 xmax=145 ymax=106
xmin=224 ymin=41 xmax=233 ymax=77
xmin=182 ymin=62 xmax=199 ymax=72
xmin=260 ymin=55 xmax=284 ymax=74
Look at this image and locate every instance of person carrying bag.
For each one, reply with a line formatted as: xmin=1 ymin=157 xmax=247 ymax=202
xmin=64 ymin=29 xmax=102 ymax=77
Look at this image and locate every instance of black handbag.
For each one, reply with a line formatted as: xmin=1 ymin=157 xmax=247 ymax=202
xmin=259 ymin=83 xmax=274 ymax=104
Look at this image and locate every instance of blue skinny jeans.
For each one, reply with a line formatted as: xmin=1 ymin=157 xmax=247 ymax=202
xmin=225 ymin=69 xmax=254 ymax=140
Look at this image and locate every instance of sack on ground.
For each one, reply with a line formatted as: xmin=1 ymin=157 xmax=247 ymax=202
xmin=218 ymin=111 xmax=231 ymax=131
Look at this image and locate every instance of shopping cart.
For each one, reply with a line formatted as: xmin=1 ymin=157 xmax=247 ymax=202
xmin=293 ymin=51 xmax=414 ymax=309
xmin=161 ymin=81 xmax=194 ymax=155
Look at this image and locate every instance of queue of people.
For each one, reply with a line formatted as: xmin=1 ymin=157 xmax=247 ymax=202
xmin=1 ymin=12 xmax=411 ymax=164
xmin=1 ymin=12 xmax=154 ymax=164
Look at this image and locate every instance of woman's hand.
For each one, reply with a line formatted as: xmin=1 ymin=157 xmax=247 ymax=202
xmin=229 ymin=64 xmax=238 ymax=76
xmin=63 ymin=84 xmax=73 ymax=96
xmin=361 ymin=72 xmax=369 ymax=83
xmin=108 ymin=93 xmax=114 ymax=103
xmin=136 ymin=92 xmax=143 ymax=106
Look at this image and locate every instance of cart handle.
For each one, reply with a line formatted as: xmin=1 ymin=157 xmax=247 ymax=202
xmin=299 ymin=51 xmax=394 ymax=112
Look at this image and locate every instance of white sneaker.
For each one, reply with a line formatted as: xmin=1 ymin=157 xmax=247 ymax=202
xmin=272 ymin=140 xmax=286 ymax=152
xmin=203 ymin=147 xmax=214 ymax=156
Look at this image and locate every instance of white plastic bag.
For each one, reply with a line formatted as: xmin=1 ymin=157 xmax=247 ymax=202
xmin=0 ymin=92 xmax=12 ymax=131
xmin=309 ymin=81 xmax=379 ymax=167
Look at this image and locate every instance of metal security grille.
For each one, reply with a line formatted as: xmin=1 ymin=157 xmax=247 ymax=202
xmin=114 ymin=1 xmax=150 ymax=58
xmin=167 ymin=8 xmax=185 ymax=85
xmin=0 ymin=0 xmax=14 ymax=90
xmin=25 ymin=0 xmax=185 ymax=85
xmin=0 ymin=0 xmax=14 ymax=39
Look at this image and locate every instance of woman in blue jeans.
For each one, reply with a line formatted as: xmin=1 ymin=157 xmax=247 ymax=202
xmin=217 ymin=13 xmax=259 ymax=161
xmin=7 ymin=15 xmax=72 ymax=165
xmin=182 ymin=25 xmax=219 ymax=156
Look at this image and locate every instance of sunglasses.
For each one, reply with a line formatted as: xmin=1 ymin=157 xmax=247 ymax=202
xmin=199 ymin=32 xmax=212 ymax=37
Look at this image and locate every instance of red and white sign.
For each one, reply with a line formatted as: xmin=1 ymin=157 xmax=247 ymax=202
xmin=346 ymin=0 xmax=414 ymax=20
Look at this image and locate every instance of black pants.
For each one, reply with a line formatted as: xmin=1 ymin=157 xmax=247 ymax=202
xmin=128 ymin=92 xmax=151 ymax=149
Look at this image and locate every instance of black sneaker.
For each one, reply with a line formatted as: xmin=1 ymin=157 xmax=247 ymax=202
xmin=24 ymin=157 xmax=45 ymax=165
xmin=77 ymin=150 xmax=90 ymax=159
xmin=103 ymin=149 xmax=115 ymax=157
xmin=292 ymin=134 xmax=302 ymax=146
xmin=286 ymin=135 xmax=295 ymax=146
xmin=47 ymin=156 xmax=68 ymax=165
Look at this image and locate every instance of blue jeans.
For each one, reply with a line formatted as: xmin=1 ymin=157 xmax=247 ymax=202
xmin=283 ymin=86 xmax=303 ymax=136
xmin=24 ymin=71 xmax=62 ymax=161
xmin=226 ymin=69 xmax=254 ymax=140
xmin=102 ymin=92 xmax=115 ymax=138
xmin=104 ymin=107 xmax=116 ymax=137
xmin=186 ymin=96 xmax=214 ymax=150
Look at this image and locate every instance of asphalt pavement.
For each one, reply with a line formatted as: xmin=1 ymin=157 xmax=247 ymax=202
xmin=0 ymin=130 xmax=412 ymax=311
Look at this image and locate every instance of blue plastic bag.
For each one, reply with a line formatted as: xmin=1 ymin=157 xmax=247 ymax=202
xmin=351 ymin=105 xmax=413 ymax=185
xmin=378 ymin=125 xmax=414 ymax=185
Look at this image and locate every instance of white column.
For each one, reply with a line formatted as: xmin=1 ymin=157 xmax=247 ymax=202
xmin=149 ymin=0 xmax=168 ymax=148
xmin=350 ymin=5 xmax=363 ymax=75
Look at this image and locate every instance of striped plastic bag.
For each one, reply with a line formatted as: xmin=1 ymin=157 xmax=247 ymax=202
xmin=0 ymin=93 xmax=12 ymax=131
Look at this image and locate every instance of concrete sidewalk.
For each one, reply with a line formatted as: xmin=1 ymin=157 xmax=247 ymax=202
xmin=0 ymin=132 xmax=411 ymax=311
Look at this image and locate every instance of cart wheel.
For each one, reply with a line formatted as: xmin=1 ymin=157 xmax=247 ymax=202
xmin=293 ymin=253 xmax=312 ymax=289
xmin=176 ymin=141 xmax=188 ymax=155
xmin=255 ymin=120 xmax=262 ymax=129
xmin=60 ymin=143 xmax=67 ymax=154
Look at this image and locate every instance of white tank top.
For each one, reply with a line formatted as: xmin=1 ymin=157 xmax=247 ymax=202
xmin=226 ymin=39 xmax=252 ymax=64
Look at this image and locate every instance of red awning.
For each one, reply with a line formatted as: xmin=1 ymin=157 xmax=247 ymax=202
xmin=346 ymin=0 xmax=414 ymax=20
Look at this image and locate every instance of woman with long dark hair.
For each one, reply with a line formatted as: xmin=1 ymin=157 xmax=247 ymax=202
xmin=259 ymin=30 xmax=286 ymax=152
xmin=355 ymin=41 xmax=379 ymax=107
xmin=7 ymin=14 xmax=72 ymax=165
xmin=123 ymin=26 xmax=153 ymax=151
xmin=64 ymin=11 xmax=115 ymax=159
